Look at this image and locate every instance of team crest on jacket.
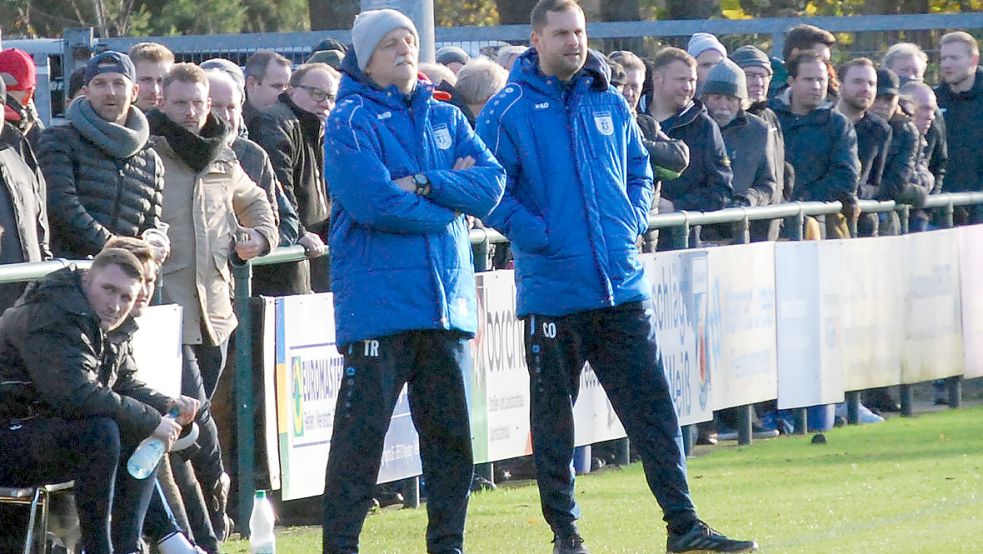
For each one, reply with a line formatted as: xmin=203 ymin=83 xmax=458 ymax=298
xmin=594 ymin=112 xmax=614 ymax=136
xmin=433 ymin=124 xmax=453 ymax=150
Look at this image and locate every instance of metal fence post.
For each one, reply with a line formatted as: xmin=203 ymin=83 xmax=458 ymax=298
xmin=232 ymin=262 xmax=256 ymax=537
xmin=947 ymin=376 xmax=962 ymax=409
xmin=403 ymin=477 xmax=420 ymax=508
xmin=845 ymin=391 xmax=861 ymax=425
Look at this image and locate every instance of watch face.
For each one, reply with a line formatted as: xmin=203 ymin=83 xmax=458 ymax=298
xmin=414 ymin=174 xmax=428 ymax=186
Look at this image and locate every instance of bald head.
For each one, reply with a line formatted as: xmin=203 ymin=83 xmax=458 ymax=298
xmin=207 ymin=70 xmax=243 ymax=137
xmin=901 ymin=81 xmax=937 ymax=135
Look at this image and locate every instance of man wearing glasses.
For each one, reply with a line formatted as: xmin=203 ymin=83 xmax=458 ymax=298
xmin=251 ymin=62 xmax=338 ymax=293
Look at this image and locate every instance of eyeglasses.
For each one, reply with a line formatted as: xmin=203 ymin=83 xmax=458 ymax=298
xmin=296 ymin=85 xmax=336 ymax=104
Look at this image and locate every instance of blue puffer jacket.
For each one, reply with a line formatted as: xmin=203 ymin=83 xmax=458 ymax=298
xmin=477 ymin=49 xmax=653 ymax=317
xmin=324 ymin=54 xmax=506 ymax=347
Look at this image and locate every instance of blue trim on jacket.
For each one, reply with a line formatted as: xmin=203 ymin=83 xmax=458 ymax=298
xmin=324 ymin=53 xmax=506 ymax=346
xmin=477 ymin=49 xmax=654 ymax=317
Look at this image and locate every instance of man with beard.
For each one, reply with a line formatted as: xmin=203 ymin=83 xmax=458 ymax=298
xmin=769 ymin=52 xmax=859 ymax=239
xmin=39 ymin=51 xmax=165 ymax=259
xmin=935 ymin=31 xmax=983 ymax=224
xmin=478 ymin=1 xmax=757 ymax=552
xmin=836 ymin=58 xmax=891 ymax=237
xmin=128 ymin=42 xmax=175 ymax=113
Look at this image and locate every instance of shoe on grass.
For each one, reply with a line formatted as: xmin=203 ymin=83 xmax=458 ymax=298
xmin=552 ymin=532 xmax=589 ymax=554
xmin=666 ymin=520 xmax=758 ymax=553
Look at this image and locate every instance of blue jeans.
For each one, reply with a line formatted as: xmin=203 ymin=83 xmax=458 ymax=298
xmin=0 ymin=417 xmax=157 ymax=554
xmin=523 ymin=302 xmax=698 ymax=537
xmin=322 ymin=330 xmax=474 ymax=554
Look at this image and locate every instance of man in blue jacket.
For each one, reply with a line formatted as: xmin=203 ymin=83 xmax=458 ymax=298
xmin=476 ymin=1 xmax=757 ymax=553
xmin=321 ymin=9 xmax=505 ymax=554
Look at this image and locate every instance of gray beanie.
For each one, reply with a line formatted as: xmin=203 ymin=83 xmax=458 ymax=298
xmin=351 ymin=9 xmax=419 ymax=72
xmin=701 ymin=58 xmax=747 ymax=100
xmin=435 ymin=45 xmax=470 ymax=67
xmin=731 ymin=45 xmax=772 ymax=74
xmin=687 ymin=32 xmax=727 ymax=59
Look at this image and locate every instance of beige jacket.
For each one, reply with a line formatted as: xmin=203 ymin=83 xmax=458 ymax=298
xmin=153 ymin=136 xmax=277 ymax=345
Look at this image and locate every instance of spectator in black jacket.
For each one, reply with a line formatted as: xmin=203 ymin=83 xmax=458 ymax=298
xmin=0 ymin=248 xmax=196 ymax=554
xmin=769 ymin=52 xmax=859 ymax=239
xmin=648 ymin=47 xmax=733 ymax=219
xmin=0 ymin=80 xmax=50 ymax=311
xmin=243 ymin=51 xmax=292 ymax=133
xmin=702 ymin=58 xmax=781 ymax=241
xmin=935 ymin=31 xmax=983 ymax=225
xmin=251 ymin=62 xmax=337 ymax=292
xmin=39 ymin=51 xmax=165 ymax=259
xmin=836 ymin=58 xmax=891 ymax=237
xmin=884 ymin=42 xmax=947 ymax=195
xmin=901 ymin=81 xmax=944 ymax=232
xmin=871 ymin=68 xmax=920 ymax=237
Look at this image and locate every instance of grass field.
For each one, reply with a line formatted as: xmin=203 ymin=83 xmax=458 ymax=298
xmin=222 ymin=406 xmax=983 ymax=553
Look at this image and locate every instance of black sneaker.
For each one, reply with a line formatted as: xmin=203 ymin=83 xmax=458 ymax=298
xmin=666 ymin=521 xmax=757 ymax=553
xmin=552 ymin=532 xmax=589 ymax=554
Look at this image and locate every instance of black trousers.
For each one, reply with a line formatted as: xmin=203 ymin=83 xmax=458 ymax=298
xmin=322 ymin=330 xmax=474 ymax=554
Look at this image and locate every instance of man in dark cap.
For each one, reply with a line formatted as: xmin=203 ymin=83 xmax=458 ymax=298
xmin=38 ymin=51 xmax=165 ymax=259
xmin=436 ymin=45 xmax=470 ymax=75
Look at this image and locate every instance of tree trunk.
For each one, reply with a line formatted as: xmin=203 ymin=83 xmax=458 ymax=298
xmin=309 ymin=0 xmax=358 ymax=30
xmin=496 ymin=0 xmax=538 ymax=25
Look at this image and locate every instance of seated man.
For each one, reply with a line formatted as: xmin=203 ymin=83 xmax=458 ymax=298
xmin=0 ymin=247 xmax=196 ymax=554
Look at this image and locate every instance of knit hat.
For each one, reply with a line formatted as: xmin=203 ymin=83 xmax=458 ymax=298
xmin=83 ymin=51 xmax=136 ymax=84
xmin=307 ymin=49 xmax=345 ymax=69
xmin=876 ymin=67 xmax=900 ymax=97
xmin=312 ymin=38 xmax=346 ymax=55
xmin=731 ymin=45 xmax=773 ymax=74
xmin=435 ymin=45 xmax=470 ymax=67
xmin=351 ymin=9 xmax=419 ymax=72
xmin=701 ymin=58 xmax=747 ymax=100
xmin=0 ymin=49 xmax=36 ymax=91
xmin=687 ymin=33 xmax=727 ymax=59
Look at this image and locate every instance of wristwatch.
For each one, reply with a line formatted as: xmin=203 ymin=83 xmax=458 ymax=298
xmin=413 ymin=173 xmax=431 ymax=197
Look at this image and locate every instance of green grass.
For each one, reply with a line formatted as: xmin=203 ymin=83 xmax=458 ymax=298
xmin=223 ymin=406 xmax=983 ymax=553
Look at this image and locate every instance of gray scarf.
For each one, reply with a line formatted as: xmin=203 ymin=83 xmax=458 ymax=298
xmin=67 ymin=98 xmax=150 ymax=159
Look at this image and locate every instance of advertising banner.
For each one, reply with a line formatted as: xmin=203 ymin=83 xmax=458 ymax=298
xmin=275 ymin=294 xmax=421 ymax=501
xmin=706 ymin=243 xmax=779 ymax=410
xmin=472 ymin=271 xmax=531 ymax=464
xmin=131 ymin=304 xmax=183 ymax=398
xmin=642 ymin=250 xmax=713 ymax=426
xmin=830 ymin=237 xmax=904 ymax=391
xmin=901 ymin=230 xmax=964 ymax=383
xmin=959 ymin=225 xmax=983 ymax=379
xmin=573 ymin=362 xmax=627 ymax=446
xmin=775 ymin=242 xmax=843 ymax=408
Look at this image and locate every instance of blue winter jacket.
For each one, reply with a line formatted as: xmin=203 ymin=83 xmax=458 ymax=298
xmin=477 ymin=50 xmax=654 ymax=317
xmin=324 ymin=54 xmax=506 ymax=347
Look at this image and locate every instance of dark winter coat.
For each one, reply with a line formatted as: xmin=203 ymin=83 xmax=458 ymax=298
xmin=659 ymin=99 xmax=734 ymax=212
xmin=853 ymin=112 xmax=892 ymax=200
xmin=39 ymin=100 xmax=164 ymax=259
xmin=935 ymin=66 xmax=983 ymax=192
xmin=0 ymin=267 xmax=171 ymax=438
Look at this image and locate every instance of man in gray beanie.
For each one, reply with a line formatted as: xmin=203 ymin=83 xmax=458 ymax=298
xmin=435 ymin=45 xmax=470 ymax=75
xmin=688 ymin=32 xmax=727 ymax=88
xmin=321 ymin=7 xmax=505 ymax=554
xmin=732 ymin=45 xmax=790 ymax=204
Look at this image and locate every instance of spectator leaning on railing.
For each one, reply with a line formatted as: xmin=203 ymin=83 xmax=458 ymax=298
xmin=477 ymin=1 xmax=756 ymax=552
xmin=321 ymin=8 xmax=505 ymax=553
xmin=39 ymin=51 xmax=165 ymax=260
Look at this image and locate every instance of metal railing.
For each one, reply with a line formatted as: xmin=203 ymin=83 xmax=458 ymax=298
xmin=1 ymin=192 xmax=981 ymax=533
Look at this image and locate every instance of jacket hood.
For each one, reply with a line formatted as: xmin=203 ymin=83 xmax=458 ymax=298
xmin=15 ymin=266 xmax=93 ymax=320
xmin=661 ymin=98 xmax=708 ymax=132
xmin=509 ymin=48 xmax=610 ymax=98
xmin=337 ymin=48 xmax=435 ymax=110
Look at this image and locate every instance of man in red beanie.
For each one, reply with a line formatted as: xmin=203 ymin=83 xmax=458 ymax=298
xmin=0 ymin=48 xmax=43 ymax=148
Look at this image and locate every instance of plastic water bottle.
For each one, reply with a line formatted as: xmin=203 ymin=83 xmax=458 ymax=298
xmin=249 ymin=490 xmax=276 ymax=554
xmin=127 ymin=408 xmax=179 ymax=479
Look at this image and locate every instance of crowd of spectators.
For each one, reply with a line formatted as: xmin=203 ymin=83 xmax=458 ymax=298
xmin=0 ymin=10 xmax=980 ymax=553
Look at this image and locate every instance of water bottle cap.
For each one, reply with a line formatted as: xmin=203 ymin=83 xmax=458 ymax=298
xmin=255 ymin=490 xmax=266 ymax=500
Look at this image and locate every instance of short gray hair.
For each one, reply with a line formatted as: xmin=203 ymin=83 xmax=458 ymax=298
xmin=882 ymin=43 xmax=928 ymax=71
xmin=496 ymin=45 xmax=528 ymax=69
xmin=418 ymin=62 xmax=456 ymax=87
xmin=455 ymin=59 xmax=509 ymax=106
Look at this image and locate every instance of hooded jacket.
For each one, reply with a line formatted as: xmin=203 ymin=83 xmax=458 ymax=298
xmin=477 ymin=49 xmax=653 ymax=317
xmin=324 ymin=52 xmax=505 ymax=347
xmin=39 ymin=99 xmax=164 ymax=259
xmin=935 ymin=66 xmax=983 ymax=192
xmin=769 ymin=89 xmax=859 ymax=202
xmin=659 ymin=99 xmax=734 ymax=211
xmin=0 ymin=267 xmax=171 ymax=438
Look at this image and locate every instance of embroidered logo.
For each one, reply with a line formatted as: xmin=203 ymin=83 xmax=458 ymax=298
xmin=377 ymin=111 xmax=392 ymax=120
xmin=594 ymin=111 xmax=614 ymax=136
xmin=433 ymin=124 xmax=453 ymax=150
xmin=534 ymin=102 xmax=550 ymax=110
